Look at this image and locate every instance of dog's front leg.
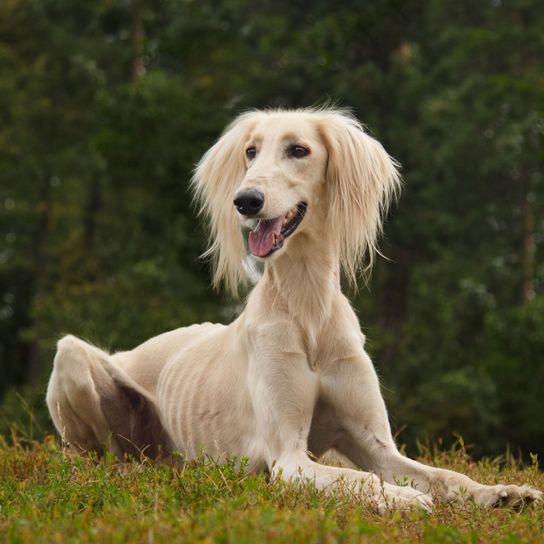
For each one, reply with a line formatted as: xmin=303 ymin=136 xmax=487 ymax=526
xmin=323 ymin=349 xmax=543 ymax=507
xmin=246 ymin=322 xmax=432 ymax=513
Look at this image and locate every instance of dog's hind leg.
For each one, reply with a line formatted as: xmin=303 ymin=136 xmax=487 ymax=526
xmin=46 ymin=335 xmax=173 ymax=460
xmin=46 ymin=336 xmax=115 ymax=455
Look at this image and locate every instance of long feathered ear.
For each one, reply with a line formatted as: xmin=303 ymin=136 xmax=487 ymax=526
xmin=318 ymin=111 xmax=402 ymax=286
xmin=191 ymin=112 xmax=258 ymax=296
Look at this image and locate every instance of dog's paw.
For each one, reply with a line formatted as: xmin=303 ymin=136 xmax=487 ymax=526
xmin=375 ymin=483 xmax=434 ymax=514
xmin=470 ymin=484 xmax=543 ymax=509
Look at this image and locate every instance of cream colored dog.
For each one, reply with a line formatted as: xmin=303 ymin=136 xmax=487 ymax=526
xmin=47 ymin=108 xmax=542 ymax=512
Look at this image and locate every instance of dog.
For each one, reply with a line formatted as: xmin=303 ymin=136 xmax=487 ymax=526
xmin=46 ymin=108 xmax=542 ymax=512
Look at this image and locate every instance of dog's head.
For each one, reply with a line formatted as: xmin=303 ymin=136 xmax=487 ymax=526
xmin=192 ymin=108 xmax=401 ymax=294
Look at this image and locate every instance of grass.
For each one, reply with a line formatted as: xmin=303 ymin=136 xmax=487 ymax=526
xmin=0 ymin=435 xmax=543 ymax=543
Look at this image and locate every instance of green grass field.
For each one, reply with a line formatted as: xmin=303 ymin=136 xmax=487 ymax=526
xmin=1 ymin=436 xmax=543 ymax=543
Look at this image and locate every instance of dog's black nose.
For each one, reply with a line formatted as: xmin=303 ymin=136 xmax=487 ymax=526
xmin=233 ymin=190 xmax=265 ymax=216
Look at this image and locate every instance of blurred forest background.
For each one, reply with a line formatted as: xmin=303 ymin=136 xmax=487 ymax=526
xmin=0 ymin=0 xmax=543 ymax=460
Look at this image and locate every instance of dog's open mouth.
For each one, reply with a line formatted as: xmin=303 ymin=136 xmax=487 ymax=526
xmin=248 ymin=203 xmax=307 ymax=258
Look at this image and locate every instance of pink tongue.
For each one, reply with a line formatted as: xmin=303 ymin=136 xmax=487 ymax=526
xmin=248 ymin=217 xmax=283 ymax=257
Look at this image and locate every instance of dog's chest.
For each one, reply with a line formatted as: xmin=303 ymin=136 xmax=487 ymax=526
xmin=299 ymin=319 xmax=364 ymax=371
xmin=293 ymin=296 xmax=365 ymax=371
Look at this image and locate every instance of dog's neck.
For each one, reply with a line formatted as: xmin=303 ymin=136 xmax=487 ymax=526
xmin=260 ymin=224 xmax=341 ymax=340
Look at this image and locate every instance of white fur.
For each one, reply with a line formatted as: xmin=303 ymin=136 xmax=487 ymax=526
xmin=46 ymin=108 xmax=542 ymax=512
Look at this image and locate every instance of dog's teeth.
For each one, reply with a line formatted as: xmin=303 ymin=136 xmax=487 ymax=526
xmin=284 ymin=209 xmax=296 ymax=224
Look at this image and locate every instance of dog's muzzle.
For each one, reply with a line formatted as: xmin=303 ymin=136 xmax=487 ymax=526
xmin=247 ymin=202 xmax=307 ymax=258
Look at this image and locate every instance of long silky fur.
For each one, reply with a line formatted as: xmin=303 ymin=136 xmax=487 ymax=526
xmin=192 ymin=108 xmax=401 ymax=295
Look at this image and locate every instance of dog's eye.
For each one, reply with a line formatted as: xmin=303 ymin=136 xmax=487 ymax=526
xmin=246 ymin=146 xmax=256 ymax=160
xmin=288 ymin=145 xmax=310 ymax=159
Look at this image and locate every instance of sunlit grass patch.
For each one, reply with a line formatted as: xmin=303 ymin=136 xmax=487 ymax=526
xmin=0 ymin=437 xmax=542 ymax=543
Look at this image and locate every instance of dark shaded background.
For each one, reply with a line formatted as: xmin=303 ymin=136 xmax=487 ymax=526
xmin=1 ymin=0 xmax=543 ymax=460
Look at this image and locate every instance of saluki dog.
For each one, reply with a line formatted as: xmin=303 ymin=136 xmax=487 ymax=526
xmin=46 ymin=108 xmax=542 ymax=512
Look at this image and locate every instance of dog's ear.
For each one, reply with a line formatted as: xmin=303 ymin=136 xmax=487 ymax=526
xmin=318 ymin=112 xmax=401 ymax=286
xmin=192 ymin=112 xmax=258 ymax=296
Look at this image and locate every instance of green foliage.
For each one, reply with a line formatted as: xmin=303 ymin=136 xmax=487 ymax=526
xmin=1 ymin=0 xmax=543 ymax=459
xmin=482 ymin=296 xmax=544 ymax=455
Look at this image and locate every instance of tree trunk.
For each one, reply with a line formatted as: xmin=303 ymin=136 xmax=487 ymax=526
xmin=25 ymin=176 xmax=52 ymax=386
xmin=520 ymin=186 xmax=535 ymax=305
xmin=130 ymin=1 xmax=145 ymax=82
xmin=84 ymin=177 xmax=102 ymax=253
